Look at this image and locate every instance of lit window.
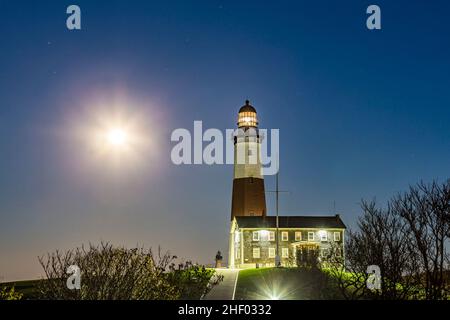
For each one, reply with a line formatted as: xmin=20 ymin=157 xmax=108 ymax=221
xmin=295 ymin=231 xmax=302 ymax=241
xmin=319 ymin=231 xmax=328 ymax=242
xmin=252 ymin=231 xmax=259 ymax=241
xmin=334 ymin=232 xmax=341 ymax=241
xmin=281 ymin=231 xmax=288 ymax=241
xmin=238 ymin=111 xmax=258 ymax=127
xmin=308 ymin=232 xmax=314 ymax=241
xmin=253 ymin=247 xmax=260 ymax=258
xmin=268 ymin=247 xmax=276 ymax=258
xmin=269 ymin=231 xmax=275 ymax=241
xmin=260 ymin=230 xmax=269 ymax=241
xmin=282 ymin=248 xmax=289 ymax=258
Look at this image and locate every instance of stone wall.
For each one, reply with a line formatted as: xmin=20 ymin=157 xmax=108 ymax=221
xmin=235 ymin=229 xmax=344 ymax=268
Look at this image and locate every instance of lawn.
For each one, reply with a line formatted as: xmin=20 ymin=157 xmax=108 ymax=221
xmin=234 ymin=267 xmax=343 ymax=300
xmin=1 ymin=280 xmax=42 ymax=299
xmin=3 ymin=268 xmax=344 ymax=300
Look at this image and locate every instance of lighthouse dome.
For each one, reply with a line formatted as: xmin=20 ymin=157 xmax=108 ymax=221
xmin=239 ymin=100 xmax=257 ymax=113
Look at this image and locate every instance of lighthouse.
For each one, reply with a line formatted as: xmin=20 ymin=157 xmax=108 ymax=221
xmin=230 ymin=100 xmax=267 ymax=220
xmin=228 ymin=101 xmax=347 ymax=270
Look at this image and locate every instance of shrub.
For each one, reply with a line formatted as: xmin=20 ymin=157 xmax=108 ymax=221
xmin=296 ymin=247 xmax=320 ymax=269
xmin=37 ymin=242 xmax=221 ymax=300
xmin=0 ymin=286 xmax=23 ymax=300
xmin=167 ymin=261 xmax=223 ymax=299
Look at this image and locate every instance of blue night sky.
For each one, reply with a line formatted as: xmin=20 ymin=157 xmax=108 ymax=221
xmin=1 ymin=0 xmax=449 ymax=281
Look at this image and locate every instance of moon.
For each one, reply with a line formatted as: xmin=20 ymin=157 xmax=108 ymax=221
xmin=106 ymin=128 xmax=128 ymax=147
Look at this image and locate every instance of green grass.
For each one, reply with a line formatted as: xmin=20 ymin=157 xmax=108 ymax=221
xmin=2 ymin=268 xmax=347 ymax=301
xmin=1 ymin=280 xmax=42 ymax=299
xmin=234 ymin=267 xmax=343 ymax=300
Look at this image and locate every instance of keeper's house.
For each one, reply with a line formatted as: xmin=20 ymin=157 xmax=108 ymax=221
xmin=228 ymin=215 xmax=346 ymax=269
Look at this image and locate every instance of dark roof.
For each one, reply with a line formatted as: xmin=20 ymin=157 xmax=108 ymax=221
xmin=239 ymin=100 xmax=257 ymax=113
xmin=234 ymin=215 xmax=346 ymax=229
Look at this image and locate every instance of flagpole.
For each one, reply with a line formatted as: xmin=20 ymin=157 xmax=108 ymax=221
xmin=275 ymin=168 xmax=280 ymax=267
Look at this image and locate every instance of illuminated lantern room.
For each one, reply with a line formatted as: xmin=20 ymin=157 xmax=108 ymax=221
xmin=237 ymin=100 xmax=258 ymax=128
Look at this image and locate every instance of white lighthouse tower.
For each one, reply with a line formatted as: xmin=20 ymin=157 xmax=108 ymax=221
xmin=230 ymin=100 xmax=267 ymax=220
xmin=228 ymin=100 xmax=267 ymax=268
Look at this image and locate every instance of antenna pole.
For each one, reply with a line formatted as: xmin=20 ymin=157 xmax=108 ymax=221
xmin=265 ymin=155 xmax=287 ymax=268
xmin=275 ymin=161 xmax=280 ymax=267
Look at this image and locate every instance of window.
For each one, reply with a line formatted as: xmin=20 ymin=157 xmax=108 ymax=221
xmin=252 ymin=231 xmax=259 ymax=241
xmin=238 ymin=111 xmax=258 ymax=127
xmin=320 ymin=231 xmax=328 ymax=242
xmin=334 ymin=232 xmax=341 ymax=242
xmin=295 ymin=231 xmax=302 ymax=241
xmin=268 ymin=247 xmax=276 ymax=258
xmin=253 ymin=248 xmax=260 ymax=258
xmin=236 ymin=249 xmax=240 ymax=259
xmin=282 ymin=248 xmax=289 ymax=258
xmin=248 ymin=149 xmax=253 ymax=156
xmin=281 ymin=231 xmax=288 ymax=241
xmin=269 ymin=231 xmax=275 ymax=241
xmin=308 ymin=232 xmax=314 ymax=241
xmin=260 ymin=230 xmax=269 ymax=241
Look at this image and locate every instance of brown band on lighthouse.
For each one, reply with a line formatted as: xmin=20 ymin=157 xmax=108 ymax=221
xmin=231 ymin=177 xmax=267 ymax=220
